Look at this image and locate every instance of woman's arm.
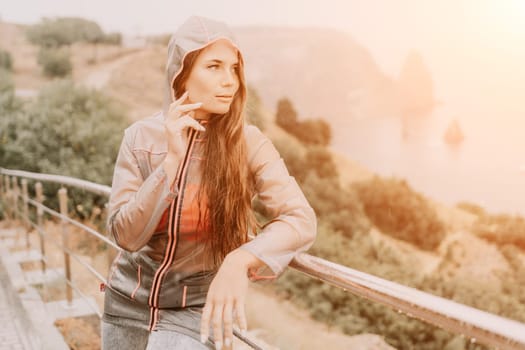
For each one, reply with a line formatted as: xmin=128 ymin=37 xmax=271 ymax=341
xmin=107 ymin=128 xmax=179 ymax=251
xmin=239 ymin=125 xmax=317 ymax=276
xmin=108 ymin=93 xmax=205 ymax=252
xmin=200 ymin=125 xmax=317 ymax=350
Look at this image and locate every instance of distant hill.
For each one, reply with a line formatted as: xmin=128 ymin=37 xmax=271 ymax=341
xmin=234 ymin=26 xmax=399 ymax=122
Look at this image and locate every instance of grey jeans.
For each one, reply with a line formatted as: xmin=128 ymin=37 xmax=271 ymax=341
xmin=101 ymin=321 xmax=213 ymax=349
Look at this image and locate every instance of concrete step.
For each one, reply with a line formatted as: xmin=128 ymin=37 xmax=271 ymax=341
xmin=45 ymin=297 xmax=99 ymax=321
xmin=18 ymin=287 xmax=71 ymax=350
xmin=0 ymin=228 xmax=18 ymax=238
xmin=0 ymin=244 xmax=69 ymax=350
xmin=24 ymin=268 xmax=65 ymax=285
xmin=8 ymin=250 xmax=43 ymax=264
xmin=0 ymin=228 xmax=23 ymax=249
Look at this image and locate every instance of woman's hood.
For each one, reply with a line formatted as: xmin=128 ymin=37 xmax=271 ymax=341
xmin=162 ymin=16 xmax=244 ymax=115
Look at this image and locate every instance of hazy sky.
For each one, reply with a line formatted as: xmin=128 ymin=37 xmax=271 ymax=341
xmin=2 ymin=0 xmax=525 ymax=101
xmin=6 ymin=0 xmax=524 ymax=76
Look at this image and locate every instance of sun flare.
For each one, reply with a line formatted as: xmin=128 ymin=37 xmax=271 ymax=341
xmin=484 ymin=0 xmax=525 ymax=34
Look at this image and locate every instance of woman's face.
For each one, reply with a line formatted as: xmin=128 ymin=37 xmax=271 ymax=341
xmin=184 ymin=39 xmax=240 ymax=118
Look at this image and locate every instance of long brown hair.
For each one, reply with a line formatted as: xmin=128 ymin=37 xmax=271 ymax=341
xmin=173 ymin=44 xmax=258 ymax=269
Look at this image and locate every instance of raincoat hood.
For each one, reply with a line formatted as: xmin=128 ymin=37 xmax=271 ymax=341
xmin=162 ymin=16 xmax=244 ymax=115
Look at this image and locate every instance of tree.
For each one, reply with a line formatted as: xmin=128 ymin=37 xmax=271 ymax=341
xmin=275 ymin=97 xmax=332 ymax=146
xmin=275 ymin=97 xmax=298 ymax=130
xmin=0 ymin=49 xmax=12 ymax=71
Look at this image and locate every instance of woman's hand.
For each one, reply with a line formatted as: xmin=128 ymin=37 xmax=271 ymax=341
xmin=200 ymin=249 xmax=264 ymax=350
xmin=162 ymin=91 xmax=205 ymax=183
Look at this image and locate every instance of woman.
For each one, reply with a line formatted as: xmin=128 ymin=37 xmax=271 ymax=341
xmin=102 ymin=16 xmax=316 ymax=350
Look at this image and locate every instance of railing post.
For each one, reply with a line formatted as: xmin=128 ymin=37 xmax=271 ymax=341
xmin=4 ymin=175 xmax=11 ymax=220
xmin=35 ymin=182 xmax=46 ymax=276
xmin=58 ymin=187 xmax=73 ymax=307
xmin=0 ymin=174 xmax=3 ymax=205
xmin=21 ymin=179 xmax=30 ymax=249
xmin=0 ymin=174 xmax=9 ymax=220
xmin=12 ymin=177 xmax=19 ymax=222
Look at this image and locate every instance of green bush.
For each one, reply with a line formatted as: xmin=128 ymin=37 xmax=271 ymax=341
xmin=353 ymin=176 xmax=446 ymax=251
xmin=37 ymin=48 xmax=72 ymax=77
xmin=272 ymin=137 xmax=307 ymax=182
xmin=273 ymin=132 xmax=367 ymax=237
xmin=0 ymin=49 xmax=13 ymax=71
xmin=301 ymin=174 xmax=370 ymax=238
xmin=0 ymin=80 xmax=127 ymax=218
xmin=27 ymin=17 xmax=105 ymax=47
xmin=246 ymin=86 xmax=266 ymax=131
xmin=273 ymin=138 xmax=338 ymax=183
xmin=274 ymin=225 xmax=477 ymax=350
xmin=0 ymin=68 xmax=15 ymax=95
xmin=303 ymin=145 xmax=338 ymax=179
xmin=293 ymin=118 xmax=332 ymax=146
xmin=0 ymin=69 xmax=22 ymax=135
xmin=0 ymin=71 xmax=23 ymax=165
xmin=473 ymin=214 xmax=525 ymax=251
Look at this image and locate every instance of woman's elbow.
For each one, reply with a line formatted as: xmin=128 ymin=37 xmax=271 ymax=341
xmin=115 ymin=236 xmax=142 ymax=252
xmin=302 ymin=206 xmax=318 ymax=249
xmin=108 ymin=220 xmax=142 ymax=252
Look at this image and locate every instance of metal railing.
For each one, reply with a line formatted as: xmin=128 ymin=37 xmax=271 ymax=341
xmin=1 ymin=169 xmax=118 ymax=319
xmin=1 ymin=167 xmax=525 ymax=350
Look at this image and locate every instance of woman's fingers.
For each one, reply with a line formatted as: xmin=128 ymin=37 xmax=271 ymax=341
xmin=234 ymin=299 xmax=247 ymax=336
xmin=201 ymin=300 xmax=234 ymax=350
xmin=222 ymin=301 xmax=234 ymax=349
xmin=178 ymin=102 xmax=203 ymax=113
xmin=168 ymin=102 xmax=202 ymax=118
xmin=176 ymin=115 xmax=206 ymax=132
xmin=200 ymin=303 xmax=212 ymax=344
xmin=167 ymin=115 xmax=205 ymax=133
xmin=212 ymin=303 xmax=224 ymax=350
xmin=168 ymin=91 xmax=202 ymax=118
xmin=200 ymin=299 xmax=244 ymax=350
xmin=171 ymin=91 xmax=189 ymax=108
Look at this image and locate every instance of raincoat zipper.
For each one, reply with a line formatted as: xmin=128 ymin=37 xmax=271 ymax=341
xmin=148 ymin=128 xmax=198 ymax=330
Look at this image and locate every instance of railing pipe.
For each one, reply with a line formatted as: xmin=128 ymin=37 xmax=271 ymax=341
xmin=290 ymin=254 xmax=525 ymax=350
xmin=1 ymin=168 xmax=110 ymax=196
xmin=26 ymin=198 xmax=120 ymax=250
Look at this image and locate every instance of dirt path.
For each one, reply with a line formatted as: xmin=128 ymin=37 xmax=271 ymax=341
xmin=245 ymin=285 xmax=396 ymax=350
xmin=78 ymin=50 xmax=142 ymax=90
